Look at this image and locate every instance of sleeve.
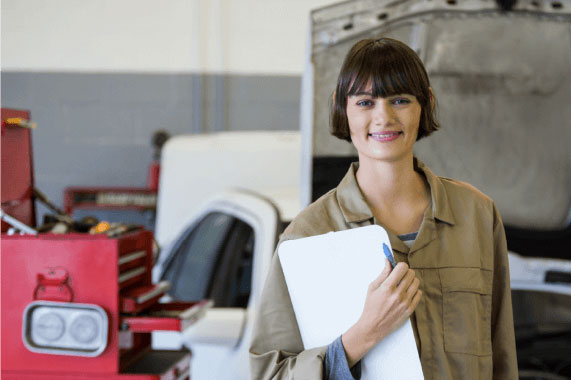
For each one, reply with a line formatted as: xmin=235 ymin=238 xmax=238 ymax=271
xmin=490 ymin=203 xmax=519 ymax=379
xmin=324 ymin=336 xmax=361 ymax=380
xmin=249 ymin=249 xmax=328 ymax=380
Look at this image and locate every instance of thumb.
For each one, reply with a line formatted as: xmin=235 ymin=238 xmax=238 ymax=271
xmin=370 ymin=258 xmax=392 ymax=289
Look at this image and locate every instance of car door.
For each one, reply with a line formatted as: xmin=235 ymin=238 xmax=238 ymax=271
xmin=160 ymin=211 xmax=254 ymax=308
xmin=152 ymin=190 xmax=281 ymax=380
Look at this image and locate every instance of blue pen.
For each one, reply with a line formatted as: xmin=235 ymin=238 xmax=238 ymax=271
xmin=383 ymin=243 xmax=397 ymax=268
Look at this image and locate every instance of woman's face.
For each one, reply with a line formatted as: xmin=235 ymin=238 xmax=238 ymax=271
xmin=346 ymin=84 xmax=422 ymax=165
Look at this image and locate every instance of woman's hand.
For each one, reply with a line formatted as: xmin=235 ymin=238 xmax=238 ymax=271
xmin=341 ymin=258 xmax=422 ymax=367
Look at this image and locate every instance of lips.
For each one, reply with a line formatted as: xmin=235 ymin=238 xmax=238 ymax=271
xmin=368 ymin=131 xmax=402 ymax=142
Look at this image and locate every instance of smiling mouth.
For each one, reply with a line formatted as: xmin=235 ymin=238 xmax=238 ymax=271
xmin=368 ymin=131 xmax=402 ymax=142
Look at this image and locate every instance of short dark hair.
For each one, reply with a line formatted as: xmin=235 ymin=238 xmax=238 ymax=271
xmin=331 ymin=38 xmax=439 ymax=142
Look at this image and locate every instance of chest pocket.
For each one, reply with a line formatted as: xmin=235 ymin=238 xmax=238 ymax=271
xmin=440 ymin=267 xmax=493 ymax=356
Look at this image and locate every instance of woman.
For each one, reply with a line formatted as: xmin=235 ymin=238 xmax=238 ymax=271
xmin=250 ymin=38 xmax=518 ymax=380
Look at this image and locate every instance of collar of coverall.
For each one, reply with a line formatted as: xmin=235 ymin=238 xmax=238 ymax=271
xmin=336 ymin=157 xmax=456 ymax=227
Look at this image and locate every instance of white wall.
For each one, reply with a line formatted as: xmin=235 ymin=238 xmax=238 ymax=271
xmin=1 ymin=0 xmax=337 ymax=74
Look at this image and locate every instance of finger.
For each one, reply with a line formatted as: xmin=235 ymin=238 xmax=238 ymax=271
xmin=407 ymin=289 xmax=423 ymax=314
xmin=397 ymin=269 xmax=416 ymax=291
xmin=405 ymin=277 xmax=420 ymax=300
xmin=384 ymin=262 xmax=409 ymax=288
xmin=369 ymin=258 xmax=392 ymax=290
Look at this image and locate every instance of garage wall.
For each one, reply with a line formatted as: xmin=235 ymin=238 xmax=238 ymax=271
xmin=1 ymin=0 xmax=337 ymax=217
xmin=1 ymin=0 xmax=332 ymax=74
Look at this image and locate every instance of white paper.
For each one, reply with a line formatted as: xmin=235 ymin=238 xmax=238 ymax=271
xmin=279 ymin=225 xmax=424 ymax=380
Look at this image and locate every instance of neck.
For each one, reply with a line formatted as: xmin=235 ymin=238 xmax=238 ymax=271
xmin=355 ymin=153 xmax=428 ymax=212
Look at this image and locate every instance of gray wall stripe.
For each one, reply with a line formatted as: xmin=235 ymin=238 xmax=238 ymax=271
xmin=1 ymin=71 xmax=301 ymax=221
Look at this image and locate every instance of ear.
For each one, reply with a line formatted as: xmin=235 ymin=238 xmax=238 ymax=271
xmin=429 ymin=87 xmax=435 ymax=110
xmin=332 ymin=90 xmax=337 ymax=107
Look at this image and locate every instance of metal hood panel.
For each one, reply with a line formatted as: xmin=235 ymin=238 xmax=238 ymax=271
xmin=309 ymin=0 xmax=571 ymax=230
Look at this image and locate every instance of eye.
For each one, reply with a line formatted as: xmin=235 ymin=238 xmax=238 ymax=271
xmin=392 ymin=97 xmax=411 ymax=105
xmin=356 ymin=99 xmax=374 ymax=107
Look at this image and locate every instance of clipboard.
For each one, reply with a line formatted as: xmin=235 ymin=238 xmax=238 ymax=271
xmin=278 ymin=225 xmax=424 ymax=380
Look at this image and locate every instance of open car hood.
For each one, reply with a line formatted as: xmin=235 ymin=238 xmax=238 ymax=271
xmin=303 ymin=0 xmax=571 ymax=260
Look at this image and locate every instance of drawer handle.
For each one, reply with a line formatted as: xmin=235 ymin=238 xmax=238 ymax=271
xmin=119 ymin=267 xmax=146 ymax=284
xmin=179 ymin=300 xmax=214 ymax=320
xmin=136 ymin=281 xmax=170 ymax=304
xmin=118 ymin=250 xmax=146 ymax=266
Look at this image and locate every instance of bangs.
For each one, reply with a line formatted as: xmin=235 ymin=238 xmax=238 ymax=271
xmin=344 ymin=41 xmax=426 ymax=99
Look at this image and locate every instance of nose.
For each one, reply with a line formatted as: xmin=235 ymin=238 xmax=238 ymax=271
xmin=373 ymin=99 xmax=395 ymax=126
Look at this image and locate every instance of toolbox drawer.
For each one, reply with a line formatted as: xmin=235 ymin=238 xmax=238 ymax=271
xmin=121 ymin=281 xmax=170 ymax=314
xmin=120 ymin=300 xmax=212 ymax=332
xmin=123 ymin=350 xmax=191 ymax=380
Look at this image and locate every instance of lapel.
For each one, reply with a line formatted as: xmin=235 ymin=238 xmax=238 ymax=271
xmin=336 ymin=158 xmax=456 ymax=255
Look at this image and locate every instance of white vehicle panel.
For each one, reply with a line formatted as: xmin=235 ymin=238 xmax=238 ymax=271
xmin=155 ymin=131 xmax=301 ymax=248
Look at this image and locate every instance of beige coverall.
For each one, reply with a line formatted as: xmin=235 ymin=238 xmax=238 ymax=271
xmin=250 ymin=159 xmax=518 ymax=380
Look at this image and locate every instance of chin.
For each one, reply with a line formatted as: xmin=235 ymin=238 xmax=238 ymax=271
xmin=360 ymin=147 xmax=414 ymax=164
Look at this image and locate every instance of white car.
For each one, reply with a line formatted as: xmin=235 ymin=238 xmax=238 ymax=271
xmin=153 ymin=190 xmax=285 ymax=380
xmin=152 ymin=131 xmax=302 ymax=380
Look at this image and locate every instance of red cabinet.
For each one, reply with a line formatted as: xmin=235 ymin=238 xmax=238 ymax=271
xmin=1 ymin=230 xmax=208 ymax=379
xmin=1 ymin=108 xmax=36 ymax=232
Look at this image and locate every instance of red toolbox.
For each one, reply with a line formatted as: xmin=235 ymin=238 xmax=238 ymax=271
xmin=1 ymin=111 xmax=209 ymax=379
xmin=1 ymin=230 xmax=210 ymax=379
xmin=63 ymin=186 xmax=158 ymax=231
xmin=1 ymin=108 xmax=36 ymax=232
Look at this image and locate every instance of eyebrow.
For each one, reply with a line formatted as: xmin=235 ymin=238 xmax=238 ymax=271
xmin=350 ymin=92 xmax=413 ymax=98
